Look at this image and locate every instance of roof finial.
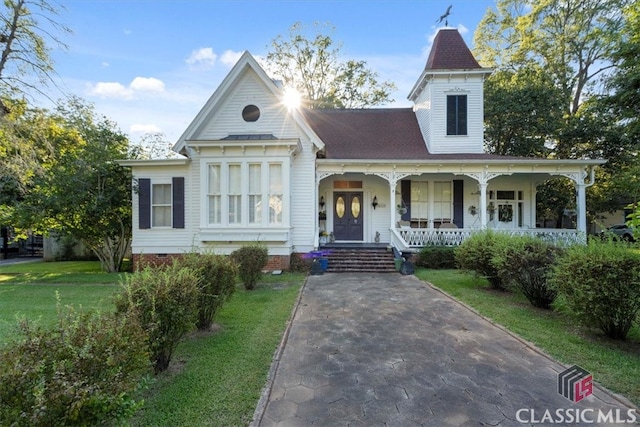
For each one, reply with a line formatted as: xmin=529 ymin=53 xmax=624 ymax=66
xmin=436 ymin=5 xmax=453 ymax=27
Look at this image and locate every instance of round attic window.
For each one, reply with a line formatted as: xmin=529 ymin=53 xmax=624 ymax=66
xmin=242 ymin=104 xmax=260 ymax=122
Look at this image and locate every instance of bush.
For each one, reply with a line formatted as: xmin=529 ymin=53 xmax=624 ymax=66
xmin=230 ymin=244 xmax=268 ymax=290
xmin=177 ymin=252 xmax=238 ymax=330
xmin=550 ymin=240 xmax=640 ymax=340
xmin=115 ymin=262 xmax=200 ymax=373
xmin=289 ymin=253 xmax=312 ymax=273
xmin=416 ymin=246 xmax=457 ymax=269
xmin=455 ymin=230 xmax=511 ymax=290
xmin=492 ymin=236 xmax=562 ymax=309
xmin=0 ymin=307 xmax=150 ymax=426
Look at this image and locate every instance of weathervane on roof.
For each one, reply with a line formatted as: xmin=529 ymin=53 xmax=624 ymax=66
xmin=436 ymin=5 xmax=453 ymax=27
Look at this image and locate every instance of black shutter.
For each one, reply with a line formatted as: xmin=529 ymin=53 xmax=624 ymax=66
xmin=453 ymin=180 xmax=464 ymax=228
xmin=138 ymin=178 xmax=151 ymax=229
xmin=401 ymin=180 xmax=411 ymax=221
xmin=458 ymin=95 xmax=467 ymax=135
xmin=172 ymin=177 xmax=185 ymax=229
xmin=446 ymin=95 xmax=456 ymax=135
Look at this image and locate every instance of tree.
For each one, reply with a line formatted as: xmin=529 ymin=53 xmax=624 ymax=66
xmin=474 ymin=0 xmax=632 ymax=226
xmin=474 ymin=0 xmax=629 ymax=117
xmin=13 ymin=98 xmax=132 ymax=272
xmin=0 ymin=0 xmax=70 ymax=114
xmin=265 ymin=22 xmax=396 ymax=109
xmin=484 ymin=65 xmax=564 ymax=157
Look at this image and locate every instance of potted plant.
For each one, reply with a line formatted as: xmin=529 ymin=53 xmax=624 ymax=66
xmin=318 ymin=211 xmax=327 ymax=220
xmin=397 ymin=201 xmax=407 ymax=215
xmin=468 ymin=205 xmax=477 ymax=216
xmin=319 ymin=231 xmax=329 ymax=244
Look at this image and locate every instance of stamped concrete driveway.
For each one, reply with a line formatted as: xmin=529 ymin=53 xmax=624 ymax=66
xmin=253 ymin=273 xmax=637 ymax=427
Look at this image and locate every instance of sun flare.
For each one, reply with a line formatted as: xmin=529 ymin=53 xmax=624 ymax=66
xmin=282 ymin=87 xmax=301 ymax=110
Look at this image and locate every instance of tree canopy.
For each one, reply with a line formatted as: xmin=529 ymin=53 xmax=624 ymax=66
xmin=265 ymin=22 xmax=396 ymax=109
xmin=475 ymin=0 xmax=636 ymax=224
xmin=0 ymin=0 xmax=70 ymax=114
xmin=5 ymin=98 xmax=132 ymax=272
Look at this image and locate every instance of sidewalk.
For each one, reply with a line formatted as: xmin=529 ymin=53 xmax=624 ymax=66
xmin=253 ymin=273 xmax=637 ymax=426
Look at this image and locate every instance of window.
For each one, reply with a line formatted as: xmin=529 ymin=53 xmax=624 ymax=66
xmin=446 ymin=95 xmax=467 ymax=135
xmin=249 ymin=164 xmax=262 ymax=224
xmin=208 ymin=165 xmax=221 ymax=224
xmin=410 ymin=181 xmax=428 ymax=220
xmin=152 ymin=183 xmax=172 ymax=227
xmin=269 ymin=163 xmax=283 ymax=224
xmin=434 ymin=181 xmax=452 ymax=220
xmin=206 ymin=161 xmax=285 ymax=227
xmin=138 ymin=177 xmax=184 ymax=229
xmin=242 ymin=105 xmax=260 ymax=122
xmin=228 ymin=164 xmax=242 ymax=224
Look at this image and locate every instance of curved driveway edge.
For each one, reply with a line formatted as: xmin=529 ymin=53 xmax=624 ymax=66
xmin=254 ymin=273 xmax=638 ymax=426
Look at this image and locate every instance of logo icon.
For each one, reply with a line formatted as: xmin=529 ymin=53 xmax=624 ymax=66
xmin=558 ymin=365 xmax=593 ymax=403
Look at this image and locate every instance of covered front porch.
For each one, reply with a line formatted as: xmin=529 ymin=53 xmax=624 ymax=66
xmin=315 ymin=158 xmax=603 ymax=251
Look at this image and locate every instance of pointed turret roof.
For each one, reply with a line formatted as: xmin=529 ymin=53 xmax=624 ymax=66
xmin=408 ymin=28 xmax=491 ymax=101
xmin=425 ymin=28 xmax=482 ymax=70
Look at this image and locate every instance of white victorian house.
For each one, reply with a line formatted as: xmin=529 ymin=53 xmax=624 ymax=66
xmin=119 ymin=29 xmax=604 ymax=271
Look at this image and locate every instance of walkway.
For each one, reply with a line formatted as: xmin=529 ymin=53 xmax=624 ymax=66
xmin=254 ymin=273 xmax=637 ymax=426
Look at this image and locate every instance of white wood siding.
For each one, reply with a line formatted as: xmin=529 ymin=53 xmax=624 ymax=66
xmin=290 ymin=137 xmax=317 ymax=253
xmin=413 ymin=85 xmax=433 ymax=153
xmin=418 ymin=75 xmax=485 ymax=154
xmin=197 ymin=70 xmax=299 ymax=141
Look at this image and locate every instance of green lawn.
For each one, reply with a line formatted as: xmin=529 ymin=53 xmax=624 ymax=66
xmin=0 ymin=260 xmax=305 ymax=427
xmin=415 ymin=268 xmax=640 ymax=407
xmin=0 ymin=261 xmax=123 ymax=342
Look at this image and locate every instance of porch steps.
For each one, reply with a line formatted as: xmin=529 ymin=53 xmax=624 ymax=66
xmin=324 ymin=247 xmax=397 ymax=273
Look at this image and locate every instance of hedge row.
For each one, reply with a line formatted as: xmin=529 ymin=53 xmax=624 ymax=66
xmin=453 ymin=231 xmax=640 ymax=340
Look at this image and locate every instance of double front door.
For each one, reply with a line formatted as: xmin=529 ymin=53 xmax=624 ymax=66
xmin=332 ymin=192 xmax=363 ymax=241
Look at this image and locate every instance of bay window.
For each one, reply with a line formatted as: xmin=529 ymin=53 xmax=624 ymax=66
xmin=206 ymin=160 xmax=285 ymax=227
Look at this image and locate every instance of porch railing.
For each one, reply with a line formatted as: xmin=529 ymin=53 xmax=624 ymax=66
xmin=391 ymin=228 xmax=586 ymax=251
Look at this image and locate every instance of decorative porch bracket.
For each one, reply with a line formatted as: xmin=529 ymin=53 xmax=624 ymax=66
xmin=455 ymin=168 xmax=511 ymax=229
xmin=367 ymin=170 xmax=412 ymax=230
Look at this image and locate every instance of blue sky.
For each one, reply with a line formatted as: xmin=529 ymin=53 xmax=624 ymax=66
xmin=47 ymin=0 xmax=496 ymax=144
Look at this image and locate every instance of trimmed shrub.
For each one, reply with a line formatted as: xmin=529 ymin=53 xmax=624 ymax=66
xmin=492 ymin=236 xmax=562 ymax=309
xmin=177 ymin=252 xmax=238 ymax=330
xmin=455 ymin=230 xmax=512 ymax=290
xmin=0 ymin=307 xmax=150 ymax=426
xmin=550 ymin=240 xmax=640 ymax=340
xmin=115 ymin=262 xmax=200 ymax=373
xmin=416 ymin=246 xmax=457 ymax=269
xmin=289 ymin=253 xmax=312 ymax=273
xmin=230 ymin=244 xmax=268 ymax=290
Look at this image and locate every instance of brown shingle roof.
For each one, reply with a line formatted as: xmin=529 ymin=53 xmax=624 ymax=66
xmin=425 ymin=29 xmax=482 ymax=70
xmin=302 ymin=108 xmax=509 ymax=161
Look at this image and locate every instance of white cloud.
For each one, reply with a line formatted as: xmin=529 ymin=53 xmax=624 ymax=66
xmin=186 ymin=47 xmax=217 ymax=69
xmin=130 ymin=77 xmax=165 ymax=92
xmin=101 ymin=61 xmax=109 ymax=68
xmin=220 ymin=50 xmax=243 ymax=67
xmin=88 ymin=82 xmax=132 ymax=99
xmin=130 ymin=123 xmax=162 ymax=134
xmin=87 ymin=76 xmax=166 ymax=99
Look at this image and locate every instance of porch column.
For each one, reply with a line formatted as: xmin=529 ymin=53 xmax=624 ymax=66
xmin=576 ymin=183 xmax=587 ymax=234
xmin=479 ymin=182 xmax=488 ymax=229
xmin=389 ymin=180 xmax=396 ymax=230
